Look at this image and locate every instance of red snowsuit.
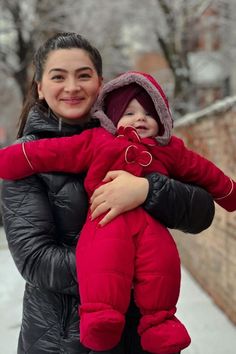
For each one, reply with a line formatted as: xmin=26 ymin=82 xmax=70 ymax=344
xmin=0 ymin=125 xmax=235 ymax=354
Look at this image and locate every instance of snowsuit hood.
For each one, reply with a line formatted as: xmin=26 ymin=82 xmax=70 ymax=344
xmin=92 ymin=71 xmax=173 ymax=145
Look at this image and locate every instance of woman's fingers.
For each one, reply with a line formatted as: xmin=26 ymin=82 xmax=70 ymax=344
xmin=97 ymin=208 xmax=120 ymax=227
xmin=102 ymin=170 xmax=123 ymax=182
xmin=91 ymin=200 xmax=110 ymax=219
xmin=90 ymin=170 xmax=149 ymax=225
xmin=90 ymin=188 xmax=107 ymax=213
xmin=90 ymin=171 xmax=123 ymax=213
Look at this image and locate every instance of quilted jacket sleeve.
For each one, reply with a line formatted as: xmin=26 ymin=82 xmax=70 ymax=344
xmin=143 ymin=172 xmax=215 ymax=234
xmin=1 ymin=177 xmax=78 ymax=296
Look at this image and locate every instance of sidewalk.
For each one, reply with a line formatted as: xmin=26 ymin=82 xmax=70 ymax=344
xmin=0 ymin=230 xmax=24 ymax=354
xmin=0 ymin=227 xmax=235 ymax=354
xmin=177 ymin=268 xmax=236 ymax=354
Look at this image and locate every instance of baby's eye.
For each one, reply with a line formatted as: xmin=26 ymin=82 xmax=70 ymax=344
xmin=124 ymin=111 xmax=134 ymax=116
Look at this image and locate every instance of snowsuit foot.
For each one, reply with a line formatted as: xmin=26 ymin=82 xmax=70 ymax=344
xmin=80 ymin=303 xmax=125 ymax=351
xmin=139 ymin=312 xmax=191 ymax=354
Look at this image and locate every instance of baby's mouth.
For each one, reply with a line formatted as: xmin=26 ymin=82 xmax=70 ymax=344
xmin=136 ymin=125 xmax=147 ymax=130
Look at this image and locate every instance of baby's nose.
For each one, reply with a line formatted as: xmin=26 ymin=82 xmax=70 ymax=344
xmin=137 ymin=114 xmax=146 ymax=121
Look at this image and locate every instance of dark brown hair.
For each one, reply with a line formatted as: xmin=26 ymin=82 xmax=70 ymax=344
xmin=17 ymin=32 xmax=103 ymax=138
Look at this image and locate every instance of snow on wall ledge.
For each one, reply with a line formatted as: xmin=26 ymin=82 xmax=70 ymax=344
xmin=174 ymin=95 xmax=236 ymax=127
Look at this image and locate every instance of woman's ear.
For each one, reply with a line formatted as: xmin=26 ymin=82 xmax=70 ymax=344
xmin=98 ymin=77 xmax=104 ymax=93
xmin=37 ymin=82 xmax=44 ymax=100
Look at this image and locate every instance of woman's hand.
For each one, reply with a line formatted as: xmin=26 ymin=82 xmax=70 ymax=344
xmin=90 ymin=170 xmax=149 ymax=226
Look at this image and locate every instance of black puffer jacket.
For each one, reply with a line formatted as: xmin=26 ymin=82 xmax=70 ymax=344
xmin=1 ymin=106 xmax=214 ymax=354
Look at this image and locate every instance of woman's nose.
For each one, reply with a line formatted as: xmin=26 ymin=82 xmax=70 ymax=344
xmin=64 ymin=78 xmax=80 ymax=92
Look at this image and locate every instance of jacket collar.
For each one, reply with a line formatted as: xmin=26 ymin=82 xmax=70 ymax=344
xmin=23 ymin=104 xmax=100 ymax=138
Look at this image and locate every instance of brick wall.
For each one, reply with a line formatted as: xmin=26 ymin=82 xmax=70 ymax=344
xmin=172 ymin=98 xmax=236 ymax=324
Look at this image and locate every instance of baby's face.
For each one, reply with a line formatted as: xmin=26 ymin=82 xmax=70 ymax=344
xmin=117 ymin=99 xmax=159 ymax=138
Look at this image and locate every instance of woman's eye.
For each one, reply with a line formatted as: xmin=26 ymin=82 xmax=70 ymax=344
xmin=51 ymin=75 xmax=64 ymax=81
xmin=79 ymin=73 xmax=91 ymax=79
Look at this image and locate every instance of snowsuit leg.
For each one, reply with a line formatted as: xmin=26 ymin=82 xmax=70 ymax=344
xmin=76 ymin=210 xmax=137 ymax=351
xmin=76 ymin=208 xmax=190 ymax=353
xmin=133 ymin=209 xmax=191 ymax=354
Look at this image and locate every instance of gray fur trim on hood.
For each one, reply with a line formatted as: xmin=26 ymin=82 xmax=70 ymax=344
xmin=92 ymin=71 xmax=173 ymax=145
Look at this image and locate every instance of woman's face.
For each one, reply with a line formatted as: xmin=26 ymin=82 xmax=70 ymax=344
xmin=37 ymin=48 xmax=103 ymax=124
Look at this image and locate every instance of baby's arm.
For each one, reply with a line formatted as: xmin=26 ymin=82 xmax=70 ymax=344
xmin=0 ymin=129 xmax=96 ymax=180
xmin=0 ymin=141 xmax=33 ymax=180
xmin=169 ymin=136 xmax=236 ymax=212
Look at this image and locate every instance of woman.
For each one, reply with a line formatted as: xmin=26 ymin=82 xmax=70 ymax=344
xmin=1 ymin=32 xmax=214 ymax=354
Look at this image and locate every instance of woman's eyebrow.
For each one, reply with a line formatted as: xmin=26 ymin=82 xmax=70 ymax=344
xmin=48 ymin=66 xmax=93 ymax=74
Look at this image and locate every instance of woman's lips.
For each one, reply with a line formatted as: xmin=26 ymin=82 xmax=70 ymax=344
xmin=61 ymin=98 xmax=84 ymax=105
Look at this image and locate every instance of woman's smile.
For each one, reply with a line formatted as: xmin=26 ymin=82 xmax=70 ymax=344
xmin=60 ymin=97 xmax=84 ymax=105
